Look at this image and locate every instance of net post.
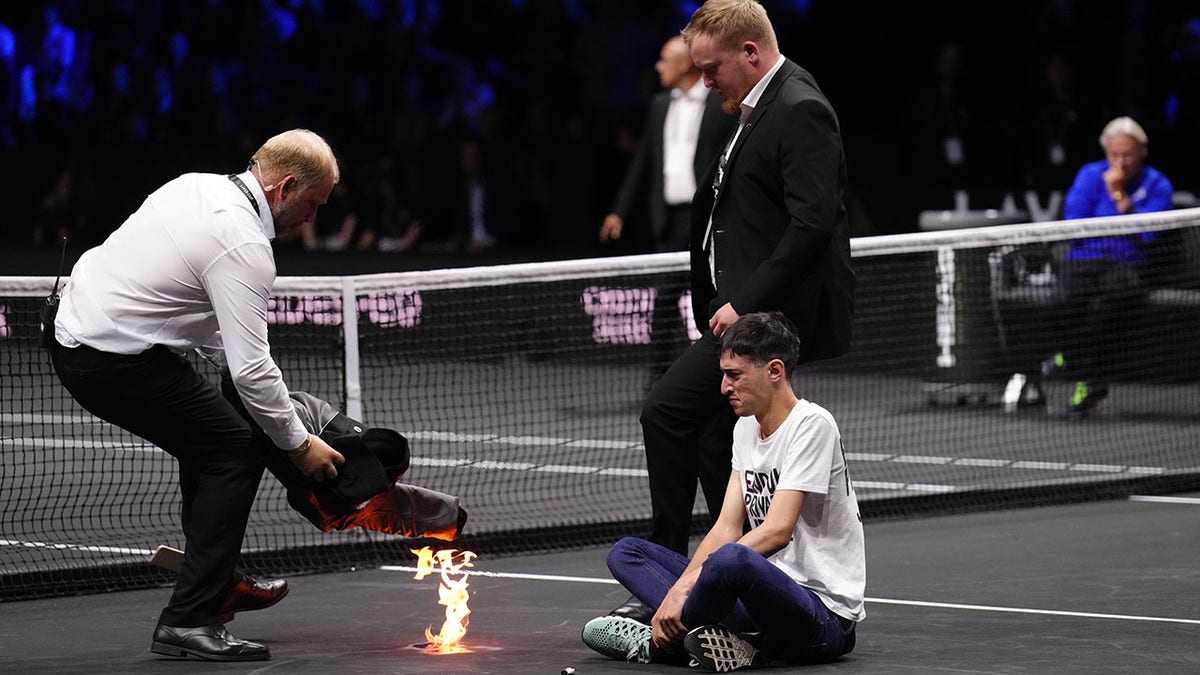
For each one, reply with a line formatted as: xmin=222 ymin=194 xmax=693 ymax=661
xmin=341 ymin=277 xmax=363 ymax=420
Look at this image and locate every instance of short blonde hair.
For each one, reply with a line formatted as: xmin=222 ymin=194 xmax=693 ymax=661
xmin=251 ymin=128 xmax=340 ymax=188
xmin=1100 ymin=116 xmax=1149 ymax=149
xmin=681 ymin=0 xmax=778 ymax=52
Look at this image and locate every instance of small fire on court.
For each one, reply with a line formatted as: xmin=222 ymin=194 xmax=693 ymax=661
xmin=410 ymin=546 xmax=477 ymax=654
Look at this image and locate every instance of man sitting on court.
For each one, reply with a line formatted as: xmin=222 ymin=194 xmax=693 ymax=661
xmin=580 ymin=312 xmax=864 ymax=670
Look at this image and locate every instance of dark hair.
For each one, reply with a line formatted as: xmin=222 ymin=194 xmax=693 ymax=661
xmin=719 ymin=311 xmax=801 ymax=376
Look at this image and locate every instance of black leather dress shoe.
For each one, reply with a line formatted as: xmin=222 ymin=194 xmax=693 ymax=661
xmin=218 ymin=570 xmax=289 ymax=623
xmin=151 ymin=623 xmax=270 ymax=661
xmin=608 ymin=594 xmax=655 ymax=624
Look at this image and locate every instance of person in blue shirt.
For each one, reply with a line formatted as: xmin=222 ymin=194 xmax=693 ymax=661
xmin=1048 ymin=116 xmax=1174 ymax=413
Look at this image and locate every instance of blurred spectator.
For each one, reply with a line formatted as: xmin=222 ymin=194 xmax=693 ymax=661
xmin=0 ymin=1 xmax=1195 ymax=251
xmin=32 ymin=168 xmax=87 ymax=247
xmin=371 ymin=170 xmax=423 ymax=254
xmin=36 ymin=5 xmax=77 ymax=106
xmin=1024 ymin=51 xmax=1101 ymax=196
xmin=1161 ymin=14 xmax=1200 ymax=194
xmin=449 ymin=138 xmax=508 ymax=254
xmin=907 ymin=39 xmax=982 ymax=211
xmin=301 ymin=180 xmax=361 ymax=252
xmin=0 ymin=21 xmax=16 ymax=147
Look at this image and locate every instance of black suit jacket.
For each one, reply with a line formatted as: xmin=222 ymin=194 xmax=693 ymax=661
xmin=690 ymin=59 xmax=854 ymax=362
xmin=612 ymin=88 xmax=735 ymax=248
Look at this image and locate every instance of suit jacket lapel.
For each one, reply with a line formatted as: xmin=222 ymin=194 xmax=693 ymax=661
xmin=713 ymin=59 xmax=798 ymax=210
xmin=726 ymin=59 xmax=796 ymax=163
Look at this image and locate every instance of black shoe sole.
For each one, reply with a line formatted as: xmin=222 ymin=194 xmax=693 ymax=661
xmin=151 ymin=641 xmax=270 ymax=662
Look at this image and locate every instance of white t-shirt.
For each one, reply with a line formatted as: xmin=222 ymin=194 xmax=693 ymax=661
xmin=731 ymin=398 xmax=866 ymax=622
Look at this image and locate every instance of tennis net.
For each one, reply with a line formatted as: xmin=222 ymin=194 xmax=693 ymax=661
xmin=2 ymin=208 xmax=1199 ymax=600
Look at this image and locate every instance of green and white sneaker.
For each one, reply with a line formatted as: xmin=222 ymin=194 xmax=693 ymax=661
xmin=1068 ymin=380 xmax=1109 ymax=415
xmin=581 ymin=616 xmax=652 ymax=663
xmin=684 ymin=624 xmax=766 ymax=672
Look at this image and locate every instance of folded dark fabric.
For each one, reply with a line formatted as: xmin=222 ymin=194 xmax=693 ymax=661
xmin=298 ymin=482 xmax=468 ymax=541
xmin=222 ymin=381 xmax=467 ymax=540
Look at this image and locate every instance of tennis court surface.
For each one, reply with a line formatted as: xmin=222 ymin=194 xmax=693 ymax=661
xmin=4 ymin=492 xmax=1197 ymax=674
xmin=3 ymin=212 xmax=1198 ymax=672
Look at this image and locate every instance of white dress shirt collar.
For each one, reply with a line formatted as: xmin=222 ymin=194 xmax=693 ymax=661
xmin=233 ymin=169 xmax=277 ymax=240
xmin=739 ymin=53 xmax=787 ymax=122
xmin=672 ymin=77 xmax=709 ymax=102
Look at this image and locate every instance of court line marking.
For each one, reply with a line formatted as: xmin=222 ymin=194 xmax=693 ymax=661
xmin=4 ymin=426 xmax=1181 ymax=481
xmin=7 ymin=415 xmax=1189 ymax=479
xmin=864 ymin=597 xmax=1200 ymax=626
xmin=382 ymin=565 xmax=617 ymax=585
xmin=0 ymin=538 xmax=153 ymax=556
xmin=4 ymin=433 xmax=1183 ymax=495
xmin=379 ymin=566 xmax=1200 ymax=626
xmin=1129 ymin=495 xmax=1200 ymax=505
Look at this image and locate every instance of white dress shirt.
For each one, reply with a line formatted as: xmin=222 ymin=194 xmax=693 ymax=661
xmin=55 ymin=170 xmax=309 ymax=450
xmin=662 ymin=79 xmax=710 ymax=206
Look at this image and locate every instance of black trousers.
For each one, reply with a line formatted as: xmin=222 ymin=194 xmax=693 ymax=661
xmin=1061 ymin=259 xmax=1143 ymax=382
xmin=639 ymin=331 xmax=738 ymax=555
xmin=50 ymin=340 xmax=265 ymax=627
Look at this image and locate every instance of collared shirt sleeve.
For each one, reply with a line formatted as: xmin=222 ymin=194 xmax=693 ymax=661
xmin=200 ymin=223 xmax=307 ymax=450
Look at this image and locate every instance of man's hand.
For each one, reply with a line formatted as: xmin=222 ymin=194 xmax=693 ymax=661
xmin=1103 ymin=165 xmax=1126 ymax=195
xmin=651 ymin=587 xmax=690 ymax=648
xmin=708 ymin=303 xmax=740 ymax=337
xmin=599 ymin=214 xmax=624 ymax=243
xmin=291 ymin=435 xmax=345 ymax=481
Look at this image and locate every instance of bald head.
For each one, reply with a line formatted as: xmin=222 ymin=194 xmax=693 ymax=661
xmin=656 ymin=35 xmax=702 ymax=91
xmin=250 ymin=129 xmax=339 ymax=236
xmin=251 ymin=128 xmax=339 ymax=191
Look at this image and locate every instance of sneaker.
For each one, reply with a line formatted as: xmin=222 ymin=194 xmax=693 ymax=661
xmin=1068 ymin=381 xmax=1109 ymax=415
xmin=1041 ymin=352 xmax=1067 ymax=378
xmin=581 ymin=616 xmax=652 ymax=663
xmin=684 ymin=624 xmax=766 ymax=672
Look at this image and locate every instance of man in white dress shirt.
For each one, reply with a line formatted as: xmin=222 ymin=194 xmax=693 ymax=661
xmin=597 ymin=43 xmax=737 ymax=574
xmin=599 ymin=35 xmax=734 ymax=254
xmin=49 ymin=128 xmax=344 ymax=662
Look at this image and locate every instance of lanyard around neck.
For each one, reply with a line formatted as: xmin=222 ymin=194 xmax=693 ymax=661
xmin=227 ymin=174 xmax=260 ymax=216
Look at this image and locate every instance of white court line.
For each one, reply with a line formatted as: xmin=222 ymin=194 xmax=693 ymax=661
xmin=1129 ymin=495 xmax=1200 ymax=505
xmin=8 ymin=416 xmax=1177 ymax=479
xmin=6 ymin=425 xmax=1180 ymax=484
xmin=0 ymin=538 xmax=153 ymax=557
xmin=382 ymin=565 xmax=617 ymax=585
xmin=865 ymin=597 xmax=1200 ymax=626
xmin=379 ymin=566 xmax=1200 ymax=626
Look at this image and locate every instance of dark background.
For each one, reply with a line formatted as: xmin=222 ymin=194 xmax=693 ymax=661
xmin=3 ymin=0 xmax=1199 ymax=273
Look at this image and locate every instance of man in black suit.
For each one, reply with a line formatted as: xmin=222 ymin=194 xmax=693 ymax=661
xmin=613 ymin=0 xmax=854 ymax=622
xmin=599 ymin=36 xmax=735 ymax=253
xmin=600 ymin=36 xmax=737 ymax=386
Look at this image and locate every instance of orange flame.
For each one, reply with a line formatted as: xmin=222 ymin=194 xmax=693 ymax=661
xmin=410 ymin=547 xmax=477 ymax=654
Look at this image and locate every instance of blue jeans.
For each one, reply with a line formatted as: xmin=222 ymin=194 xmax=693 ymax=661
xmin=606 ymin=537 xmax=855 ymax=665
